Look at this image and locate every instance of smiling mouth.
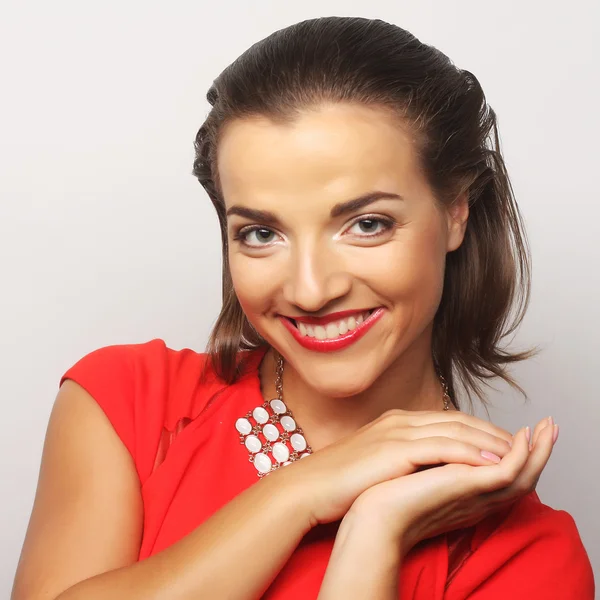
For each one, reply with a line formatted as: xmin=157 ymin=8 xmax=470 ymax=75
xmin=279 ymin=308 xmax=384 ymax=353
xmin=286 ymin=309 xmax=375 ymax=340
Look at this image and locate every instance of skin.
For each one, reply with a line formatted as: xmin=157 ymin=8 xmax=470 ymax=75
xmin=218 ymin=102 xmax=557 ymax=597
xmin=220 ymin=102 xmax=470 ymax=448
xmin=317 ymin=420 xmax=556 ymax=598
xmin=11 ymin=102 xmax=556 ymax=600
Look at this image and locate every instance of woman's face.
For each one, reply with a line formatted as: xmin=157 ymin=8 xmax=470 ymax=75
xmin=218 ymin=102 xmax=468 ymax=397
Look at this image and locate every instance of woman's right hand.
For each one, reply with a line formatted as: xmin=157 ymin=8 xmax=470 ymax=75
xmin=277 ymin=409 xmax=516 ymax=527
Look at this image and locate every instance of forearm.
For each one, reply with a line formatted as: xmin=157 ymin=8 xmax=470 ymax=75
xmin=318 ymin=511 xmax=402 ymax=600
xmin=55 ymin=469 xmax=312 ymax=600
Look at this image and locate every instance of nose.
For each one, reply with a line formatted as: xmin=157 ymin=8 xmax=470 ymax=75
xmin=282 ymin=243 xmax=352 ymax=313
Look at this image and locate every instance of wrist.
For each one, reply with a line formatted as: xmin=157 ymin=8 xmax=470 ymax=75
xmin=346 ymin=498 xmax=412 ymax=557
xmin=342 ymin=508 xmax=406 ymax=559
xmin=266 ymin=463 xmax=316 ymax=535
xmin=318 ymin=511 xmax=402 ymax=599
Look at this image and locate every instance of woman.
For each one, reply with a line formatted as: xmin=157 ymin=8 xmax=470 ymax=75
xmin=12 ymin=16 xmax=594 ymax=600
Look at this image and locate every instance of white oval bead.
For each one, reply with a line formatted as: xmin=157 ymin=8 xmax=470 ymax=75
xmin=272 ymin=442 xmax=290 ymax=463
xmin=254 ymin=453 xmax=272 ymax=474
xmin=263 ymin=423 xmax=279 ymax=442
xmin=244 ymin=434 xmax=262 ymax=453
xmin=270 ymin=399 xmax=287 ymax=414
xmin=300 ymin=452 xmax=310 ymax=458
xmin=235 ymin=417 xmax=252 ymax=435
xmin=290 ymin=433 xmax=307 ymax=452
xmin=282 ymin=461 xmax=292 ymax=466
xmin=280 ymin=416 xmax=296 ymax=432
xmin=253 ymin=406 xmax=269 ymax=424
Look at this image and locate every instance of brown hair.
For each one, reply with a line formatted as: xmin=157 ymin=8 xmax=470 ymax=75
xmin=192 ymin=16 xmax=533 ymax=408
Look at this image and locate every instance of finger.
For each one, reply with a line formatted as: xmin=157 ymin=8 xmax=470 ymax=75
xmin=531 ymin=417 xmax=551 ymax=449
xmin=412 ymin=411 xmax=514 ymax=445
xmin=494 ymin=419 xmax=556 ymax=501
xmin=405 ymin=436 xmax=505 ymax=469
xmin=405 ymin=422 xmax=512 ymax=458
xmin=472 ymin=426 xmax=532 ymax=494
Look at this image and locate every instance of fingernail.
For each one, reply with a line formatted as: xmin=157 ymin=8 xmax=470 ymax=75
xmin=553 ymin=424 xmax=559 ymax=443
xmin=525 ymin=426 xmax=531 ymax=442
xmin=481 ymin=450 xmax=502 ymax=463
xmin=547 ymin=416 xmax=554 ymax=427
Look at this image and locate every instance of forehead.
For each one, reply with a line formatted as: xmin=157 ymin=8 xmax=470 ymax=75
xmin=217 ymin=103 xmax=425 ymax=206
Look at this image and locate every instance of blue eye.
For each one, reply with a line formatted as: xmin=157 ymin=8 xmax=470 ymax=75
xmin=347 ymin=217 xmax=393 ymax=237
xmin=236 ymin=226 xmax=279 ymax=247
xmin=355 ymin=219 xmax=380 ymax=233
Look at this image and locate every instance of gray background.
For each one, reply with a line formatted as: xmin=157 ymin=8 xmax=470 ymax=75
xmin=1 ymin=0 xmax=598 ymax=596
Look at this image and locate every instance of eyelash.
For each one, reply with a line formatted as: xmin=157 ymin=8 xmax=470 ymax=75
xmin=345 ymin=214 xmax=396 ymax=238
xmin=232 ymin=214 xmax=397 ymax=248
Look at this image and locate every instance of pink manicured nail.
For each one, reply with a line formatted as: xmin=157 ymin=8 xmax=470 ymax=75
xmin=548 ymin=416 xmax=554 ymax=427
xmin=481 ymin=450 xmax=501 ymax=463
xmin=525 ymin=426 xmax=531 ymax=442
xmin=553 ymin=424 xmax=559 ymax=443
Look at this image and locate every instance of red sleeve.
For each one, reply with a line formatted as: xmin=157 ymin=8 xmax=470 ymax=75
xmin=59 ymin=339 xmax=228 ymax=486
xmin=59 ymin=339 xmax=172 ymax=485
xmin=445 ymin=493 xmax=595 ymax=599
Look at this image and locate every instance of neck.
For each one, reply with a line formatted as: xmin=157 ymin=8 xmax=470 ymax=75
xmin=259 ymin=328 xmax=450 ymax=452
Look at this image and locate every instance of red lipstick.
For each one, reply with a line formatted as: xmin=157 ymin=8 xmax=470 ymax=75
xmin=279 ymin=308 xmax=384 ymax=353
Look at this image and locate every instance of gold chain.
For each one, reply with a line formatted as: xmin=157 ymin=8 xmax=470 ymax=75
xmin=438 ymin=372 xmax=452 ymax=411
xmin=275 ymin=353 xmax=284 ymax=400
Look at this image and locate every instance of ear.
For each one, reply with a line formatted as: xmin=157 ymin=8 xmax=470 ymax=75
xmin=446 ymin=191 xmax=469 ymax=252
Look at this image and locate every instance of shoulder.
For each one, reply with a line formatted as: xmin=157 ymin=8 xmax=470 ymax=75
xmin=59 ymin=340 xmax=266 ymax=483
xmin=61 ymin=338 xmax=208 ymax=381
xmin=60 ymin=340 xmax=213 ymax=421
xmin=61 ymin=338 xmax=220 ymax=396
xmin=500 ymin=492 xmax=592 ymax=572
xmin=494 ymin=492 xmax=590 ymax=557
xmin=446 ymin=492 xmax=595 ymax=598
xmin=59 ymin=340 xmax=219 ymax=481
xmin=61 ymin=339 xmax=261 ymax=389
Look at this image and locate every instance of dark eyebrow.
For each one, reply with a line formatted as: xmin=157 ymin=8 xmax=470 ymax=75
xmin=330 ymin=191 xmax=404 ymax=218
xmin=225 ymin=206 xmax=281 ymax=227
xmin=225 ymin=191 xmax=404 ymax=225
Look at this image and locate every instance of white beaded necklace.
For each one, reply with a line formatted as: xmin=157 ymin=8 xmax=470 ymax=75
xmin=235 ymin=353 xmax=452 ymax=478
xmin=235 ymin=353 xmax=312 ymax=477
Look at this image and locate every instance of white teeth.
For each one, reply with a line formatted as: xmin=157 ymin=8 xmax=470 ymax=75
xmin=325 ymin=323 xmax=339 ymax=339
xmin=295 ymin=310 xmax=375 ymax=339
xmin=314 ymin=325 xmax=326 ymax=340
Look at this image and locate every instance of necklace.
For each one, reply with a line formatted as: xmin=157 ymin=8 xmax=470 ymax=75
xmin=235 ymin=352 xmax=452 ymax=478
xmin=439 ymin=372 xmax=453 ymax=412
xmin=235 ymin=353 xmax=313 ymax=478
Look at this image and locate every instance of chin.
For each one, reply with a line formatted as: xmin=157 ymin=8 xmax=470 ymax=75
xmin=307 ymin=376 xmax=375 ymax=399
xmin=292 ymin=356 xmax=381 ymax=399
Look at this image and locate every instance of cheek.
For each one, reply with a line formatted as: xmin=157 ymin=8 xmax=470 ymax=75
xmin=362 ymin=224 xmax=446 ymax=310
xmin=229 ymin=252 xmax=282 ymax=317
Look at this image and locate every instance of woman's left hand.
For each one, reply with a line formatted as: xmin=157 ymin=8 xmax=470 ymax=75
xmin=346 ymin=416 xmax=558 ymax=553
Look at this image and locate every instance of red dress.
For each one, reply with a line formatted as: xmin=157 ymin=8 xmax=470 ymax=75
xmin=60 ymin=339 xmax=595 ymax=599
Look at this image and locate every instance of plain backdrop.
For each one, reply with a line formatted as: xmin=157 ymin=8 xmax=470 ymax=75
xmin=1 ymin=0 xmax=598 ymax=595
